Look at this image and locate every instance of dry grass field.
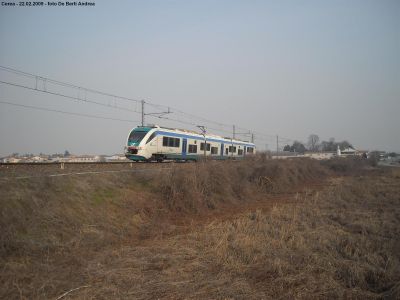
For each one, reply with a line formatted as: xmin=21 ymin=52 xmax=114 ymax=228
xmin=1 ymin=158 xmax=399 ymax=299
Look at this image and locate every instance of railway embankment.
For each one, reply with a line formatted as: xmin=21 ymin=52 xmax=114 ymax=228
xmin=1 ymin=157 xmax=399 ymax=299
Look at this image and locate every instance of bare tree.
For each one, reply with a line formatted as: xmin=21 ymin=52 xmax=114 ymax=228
xmin=320 ymin=138 xmax=353 ymax=152
xmin=307 ymin=134 xmax=320 ymax=151
xmin=283 ymin=142 xmax=307 ymax=153
xmin=292 ymin=141 xmax=307 ymax=153
xmin=338 ymin=140 xmax=353 ymax=150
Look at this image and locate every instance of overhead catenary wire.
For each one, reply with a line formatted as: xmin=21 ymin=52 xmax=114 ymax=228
xmin=0 ymin=81 xmax=242 ymax=139
xmin=0 ymin=65 xmax=303 ymax=144
xmin=155 ymin=114 xmax=234 ymax=136
xmin=0 ymin=66 xmax=261 ymax=134
xmin=0 ymin=65 xmax=231 ymax=130
xmin=0 ymin=100 xmax=138 ymax=123
xmin=0 ymin=80 xmax=141 ymax=115
xmin=0 ymin=65 xmax=142 ymax=104
xmin=0 ymin=78 xmax=233 ymax=135
xmin=146 ymin=101 xmax=230 ymax=129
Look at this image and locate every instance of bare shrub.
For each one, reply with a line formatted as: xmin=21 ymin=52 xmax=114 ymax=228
xmin=156 ymin=158 xmax=327 ymax=213
xmin=321 ymin=156 xmax=369 ymax=175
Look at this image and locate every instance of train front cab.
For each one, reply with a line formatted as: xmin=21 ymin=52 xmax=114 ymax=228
xmin=125 ymin=127 xmax=154 ymax=161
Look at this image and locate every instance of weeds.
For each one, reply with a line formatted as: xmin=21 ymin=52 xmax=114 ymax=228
xmin=0 ymin=158 xmax=398 ymax=299
xmin=199 ymin=175 xmax=400 ymax=298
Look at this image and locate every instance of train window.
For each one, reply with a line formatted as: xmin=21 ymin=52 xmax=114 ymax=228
xmin=211 ymin=147 xmax=218 ymax=155
xmin=146 ymin=132 xmax=156 ymax=144
xmin=200 ymin=143 xmax=211 ymax=151
xmin=129 ymin=131 xmax=147 ymax=143
xmin=168 ymin=138 xmax=174 ymax=147
xmin=225 ymin=148 xmax=228 ymax=155
xmin=162 ymin=137 xmax=180 ymax=148
xmin=247 ymin=147 xmax=254 ymax=153
xmin=238 ymin=149 xmax=244 ymax=155
xmin=188 ymin=145 xmax=197 ymax=153
xmin=229 ymin=146 xmax=237 ymax=153
xmin=163 ymin=137 xmax=168 ymax=147
xmin=173 ymin=138 xmax=180 ymax=147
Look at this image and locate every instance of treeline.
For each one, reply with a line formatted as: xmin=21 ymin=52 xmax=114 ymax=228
xmin=8 ymin=150 xmax=71 ymax=158
xmin=283 ymin=134 xmax=353 ymax=154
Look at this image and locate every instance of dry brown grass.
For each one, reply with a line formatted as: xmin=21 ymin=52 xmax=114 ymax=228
xmin=156 ymin=158 xmax=327 ymax=213
xmin=199 ymin=173 xmax=400 ymax=299
xmin=0 ymin=158 xmax=399 ymax=299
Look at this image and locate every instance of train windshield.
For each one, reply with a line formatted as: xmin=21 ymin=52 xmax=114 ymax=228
xmin=128 ymin=131 xmax=147 ymax=143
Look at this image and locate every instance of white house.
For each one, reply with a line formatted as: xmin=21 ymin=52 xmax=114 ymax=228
xmin=341 ymin=147 xmax=356 ymax=156
xmin=62 ymin=155 xmax=101 ymax=162
xmin=304 ymin=152 xmax=336 ymax=160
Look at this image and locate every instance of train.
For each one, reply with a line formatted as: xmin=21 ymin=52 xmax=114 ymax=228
xmin=124 ymin=125 xmax=256 ymax=162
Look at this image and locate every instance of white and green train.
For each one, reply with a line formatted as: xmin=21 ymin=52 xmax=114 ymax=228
xmin=124 ymin=125 xmax=256 ymax=162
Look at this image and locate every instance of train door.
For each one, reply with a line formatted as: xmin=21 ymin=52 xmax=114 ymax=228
xmin=244 ymin=146 xmax=246 ymax=157
xmin=155 ymin=134 xmax=160 ymax=154
xmin=221 ymin=143 xmax=224 ymax=157
xmin=182 ymin=138 xmax=187 ymax=157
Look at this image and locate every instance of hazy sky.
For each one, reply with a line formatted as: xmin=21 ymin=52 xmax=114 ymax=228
xmin=0 ymin=0 xmax=399 ymax=156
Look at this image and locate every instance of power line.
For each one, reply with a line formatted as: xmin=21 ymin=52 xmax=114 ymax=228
xmin=1 ymin=64 xmax=232 ymax=131
xmin=0 ymin=65 xmax=302 ymax=143
xmin=0 ymin=79 xmax=233 ymax=136
xmin=0 ymin=100 xmax=138 ymax=123
xmin=157 ymin=114 xmax=233 ymax=136
xmin=0 ymin=66 xmax=249 ymax=133
xmin=0 ymin=80 xmax=140 ymax=115
xmin=0 ymin=65 xmax=141 ymax=104
xmin=0 ymin=70 xmax=224 ymax=132
xmin=146 ymin=101 xmax=230 ymax=129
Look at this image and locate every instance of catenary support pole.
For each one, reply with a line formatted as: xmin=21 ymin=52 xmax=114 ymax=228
xmin=276 ymin=135 xmax=279 ymax=156
xmin=141 ymin=100 xmax=145 ymax=126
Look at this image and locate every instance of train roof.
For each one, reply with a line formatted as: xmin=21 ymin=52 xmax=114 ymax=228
xmin=136 ymin=125 xmax=254 ymax=146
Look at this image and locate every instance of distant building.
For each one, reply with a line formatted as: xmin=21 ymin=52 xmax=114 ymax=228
xmin=105 ymin=155 xmax=128 ymax=162
xmin=62 ymin=155 xmax=100 ymax=162
xmin=6 ymin=157 xmax=22 ymax=163
xmin=30 ymin=156 xmax=46 ymax=162
xmin=304 ymin=151 xmax=336 ymax=160
xmin=48 ymin=156 xmax=63 ymax=163
xmin=341 ymin=147 xmax=356 ymax=155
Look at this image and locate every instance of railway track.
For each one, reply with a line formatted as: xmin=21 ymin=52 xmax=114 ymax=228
xmin=0 ymin=161 xmax=164 ymax=166
xmin=0 ymin=167 xmax=173 ymax=180
xmin=0 ymin=161 xmax=176 ymax=179
xmin=0 ymin=159 xmax=245 ymax=179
